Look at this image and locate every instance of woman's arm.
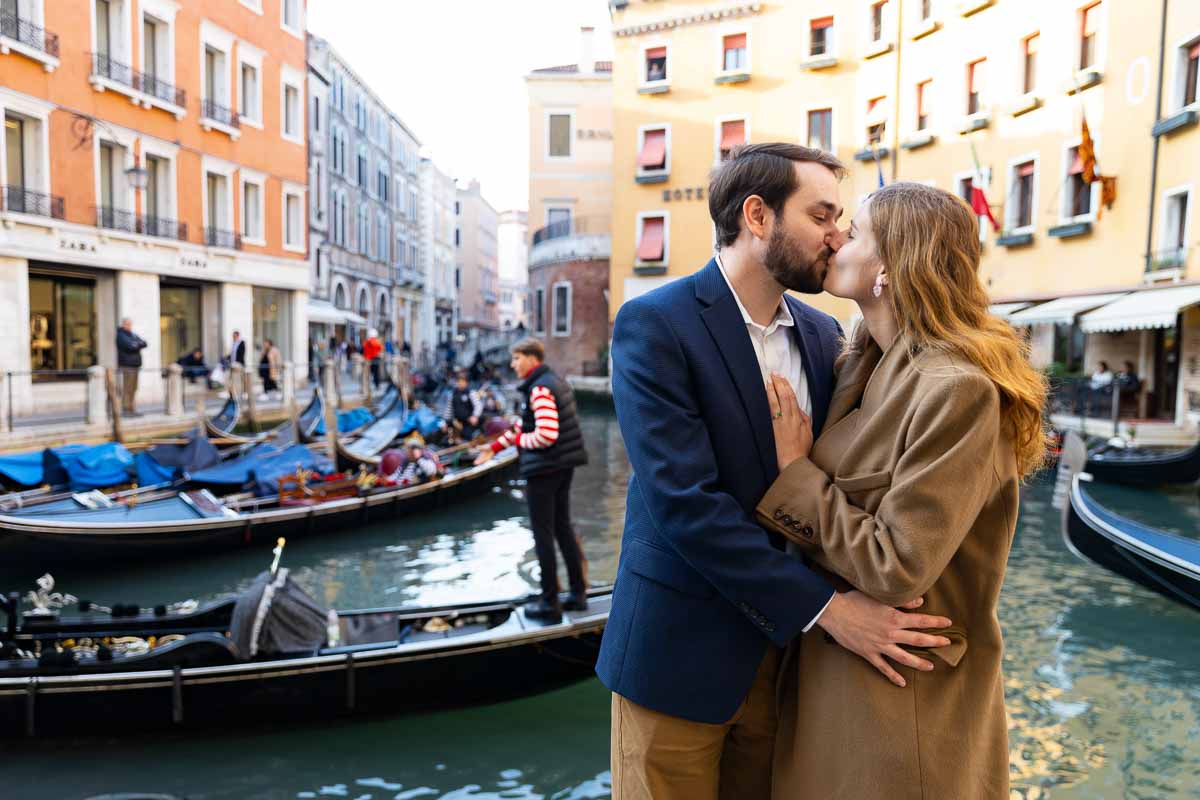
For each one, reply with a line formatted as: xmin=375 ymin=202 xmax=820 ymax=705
xmin=757 ymin=372 xmax=1002 ymax=606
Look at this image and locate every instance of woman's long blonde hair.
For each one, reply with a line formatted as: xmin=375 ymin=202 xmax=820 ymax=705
xmin=863 ymin=182 xmax=1049 ymax=477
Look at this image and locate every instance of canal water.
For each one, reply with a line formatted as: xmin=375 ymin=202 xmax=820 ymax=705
xmin=2 ymin=408 xmax=1199 ymax=799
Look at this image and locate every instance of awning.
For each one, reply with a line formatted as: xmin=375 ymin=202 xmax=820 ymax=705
xmin=720 ymin=120 xmax=745 ymax=151
xmin=1007 ymin=292 xmax=1128 ymax=327
xmin=1079 ymin=284 xmax=1200 ymax=333
xmin=306 ymin=299 xmax=367 ymax=327
xmin=638 ymin=129 xmax=667 ymax=168
xmin=988 ymin=302 xmax=1031 ymax=319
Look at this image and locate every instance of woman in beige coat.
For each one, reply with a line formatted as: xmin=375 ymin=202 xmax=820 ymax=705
xmin=758 ymin=183 xmax=1048 ymax=799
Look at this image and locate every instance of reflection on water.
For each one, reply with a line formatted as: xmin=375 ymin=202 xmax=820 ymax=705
xmin=2 ymin=410 xmax=1199 ymax=799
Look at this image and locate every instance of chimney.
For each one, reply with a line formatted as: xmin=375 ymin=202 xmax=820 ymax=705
xmin=579 ymin=26 xmax=595 ymax=73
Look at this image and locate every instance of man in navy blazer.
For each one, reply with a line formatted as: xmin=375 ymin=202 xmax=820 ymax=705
xmin=598 ymin=144 xmax=950 ymax=798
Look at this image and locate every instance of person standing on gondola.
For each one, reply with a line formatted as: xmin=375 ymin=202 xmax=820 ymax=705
xmin=449 ymin=371 xmax=483 ymax=440
xmin=474 ymin=338 xmax=589 ymax=621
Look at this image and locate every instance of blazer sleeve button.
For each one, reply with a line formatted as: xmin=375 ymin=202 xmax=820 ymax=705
xmin=773 ymin=509 xmax=784 ymax=520
xmin=802 ymin=525 xmax=814 ymax=538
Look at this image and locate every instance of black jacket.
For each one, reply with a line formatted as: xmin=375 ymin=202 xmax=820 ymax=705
xmin=230 ymin=339 xmax=246 ymax=365
xmin=116 ymin=328 xmax=147 ymax=368
xmin=517 ymin=364 xmax=587 ymax=479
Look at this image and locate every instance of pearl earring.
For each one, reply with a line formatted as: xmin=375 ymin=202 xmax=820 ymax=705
xmin=872 ymin=273 xmax=888 ymax=298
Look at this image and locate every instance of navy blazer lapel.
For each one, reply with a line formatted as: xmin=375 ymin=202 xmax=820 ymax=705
xmin=784 ymin=297 xmax=832 ymax=436
xmin=695 ymin=260 xmax=777 ymax=481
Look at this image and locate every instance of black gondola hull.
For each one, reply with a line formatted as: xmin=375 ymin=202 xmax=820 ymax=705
xmin=0 ymin=599 xmax=608 ymax=737
xmin=0 ymin=454 xmax=519 ymax=563
xmin=1084 ymin=441 xmax=1200 ymax=486
xmin=1063 ymin=477 xmax=1200 ymax=612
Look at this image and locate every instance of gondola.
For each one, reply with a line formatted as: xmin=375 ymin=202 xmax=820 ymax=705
xmin=202 ymin=392 xmax=243 ymax=439
xmin=213 ymin=386 xmax=330 ymax=447
xmin=1084 ymin=439 xmax=1200 ymax=487
xmin=0 ymin=568 xmax=611 ymax=737
xmin=0 ymin=447 xmax=519 ymax=562
xmin=335 ymin=387 xmax=410 ymax=469
xmin=1062 ymin=472 xmax=1200 ymax=612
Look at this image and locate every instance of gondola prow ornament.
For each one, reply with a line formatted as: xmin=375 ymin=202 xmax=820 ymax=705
xmin=24 ymin=574 xmax=76 ymax=617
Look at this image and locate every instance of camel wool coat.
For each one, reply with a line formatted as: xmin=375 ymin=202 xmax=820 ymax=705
xmin=755 ymin=336 xmax=1019 ymax=800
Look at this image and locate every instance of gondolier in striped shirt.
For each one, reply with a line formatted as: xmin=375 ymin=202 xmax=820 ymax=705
xmin=475 ymin=337 xmax=589 ymax=621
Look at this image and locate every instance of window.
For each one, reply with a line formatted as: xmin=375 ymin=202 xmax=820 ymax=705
xmin=203 ymin=165 xmax=233 ymax=244
xmin=28 ymin=275 xmax=97 ymax=375
xmin=331 ymin=126 xmax=345 ymax=174
xmin=142 ymin=16 xmax=163 ymax=83
xmin=866 ymin=96 xmax=887 ymax=145
xmin=357 ymin=148 xmax=368 ymax=188
xmin=1180 ymin=39 xmax=1199 ymax=108
xmin=1064 ymin=145 xmax=1093 ymax=219
xmin=200 ymin=22 xmax=237 ymax=131
xmin=552 ymin=282 xmax=572 ymax=337
xmin=1079 ymin=2 xmax=1099 ymax=71
xmin=333 ymin=190 xmax=348 ymax=246
xmin=97 ymin=141 xmax=120 ymax=213
xmin=1161 ymin=189 xmax=1190 ymax=261
xmin=333 ymin=73 xmax=344 ymax=112
xmin=955 ymin=168 xmax=991 ymax=242
xmin=377 ymin=165 xmax=389 ymax=202
xmin=1008 ymin=159 xmax=1036 ymax=231
xmin=534 ymin=287 xmax=545 ymax=333
xmin=870 ymin=1 xmax=888 ymax=43
xmin=376 ymin=212 xmax=388 ymax=262
xmin=281 ymin=0 xmax=302 ymax=37
xmin=144 ymin=154 xmax=168 ymax=221
xmin=240 ymin=174 xmax=263 ymax=243
xmin=547 ymin=112 xmax=573 ymax=159
xmin=717 ymin=118 xmax=746 ymax=162
xmin=547 ymin=207 xmax=572 ymax=236
xmin=644 ymin=45 xmax=668 ymax=84
xmin=281 ymin=67 xmax=303 ymax=143
xmin=636 ymin=213 xmax=667 ymax=264
xmin=637 ymin=125 xmax=669 ymax=176
xmin=312 ymin=94 xmax=320 ymax=132
xmin=1022 ymin=34 xmax=1039 ymax=95
xmin=807 ymin=108 xmax=833 ymax=152
xmin=253 ymin=287 xmax=291 ymax=360
xmin=722 ymin=33 xmax=748 ymax=72
xmin=967 ymin=59 xmax=986 ymax=115
xmin=357 ymin=205 xmax=368 ymax=254
xmin=285 ymin=187 xmax=302 ymax=249
xmin=810 ymin=17 xmax=834 ymax=57
xmin=239 ymin=61 xmax=260 ymax=124
xmin=916 ymin=80 xmax=932 ymax=130
xmin=919 ymin=0 xmax=933 ymax=21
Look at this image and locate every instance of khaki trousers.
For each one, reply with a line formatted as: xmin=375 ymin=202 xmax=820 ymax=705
xmin=610 ymin=646 xmax=780 ymax=800
xmin=120 ymin=368 xmax=139 ymax=413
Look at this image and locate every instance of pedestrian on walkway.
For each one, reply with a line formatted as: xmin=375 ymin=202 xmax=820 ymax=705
xmin=474 ymin=338 xmax=589 ymax=621
xmin=259 ymin=339 xmax=281 ymax=400
xmin=363 ymin=328 xmax=384 ymax=387
xmin=116 ymin=318 xmax=147 ymax=417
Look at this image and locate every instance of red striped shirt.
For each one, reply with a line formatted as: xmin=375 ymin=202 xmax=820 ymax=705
xmin=491 ymin=386 xmax=560 ymax=452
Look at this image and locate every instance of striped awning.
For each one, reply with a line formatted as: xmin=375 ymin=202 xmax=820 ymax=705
xmin=1079 ymin=285 xmax=1200 ymax=333
xmin=988 ymin=302 xmax=1032 ymax=319
xmin=1007 ymin=292 xmax=1128 ymax=327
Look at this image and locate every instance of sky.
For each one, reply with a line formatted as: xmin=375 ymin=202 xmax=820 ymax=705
xmin=307 ymin=0 xmax=616 ymax=213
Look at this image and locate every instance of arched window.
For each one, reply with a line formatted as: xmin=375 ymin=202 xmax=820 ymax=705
xmin=357 ymin=287 xmax=370 ymax=322
xmin=333 ymin=282 xmax=347 ymax=309
xmin=357 ymin=205 xmax=368 ymax=254
xmin=377 ymin=213 xmax=388 ymax=262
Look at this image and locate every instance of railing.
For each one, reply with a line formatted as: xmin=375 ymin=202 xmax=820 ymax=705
xmin=2 ymin=185 xmax=64 ymax=219
xmin=201 ymin=98 xmax=240 ymax=129
xmin=205 ymin=227 xmax=242 ymax=250
xmin=0 ymin=11 xmax=59 ymax=57
xmin=531 ymin=215 xmax=611 ymax=245
xmin=135 ymin=70 xmax=186 ymax=108
xmin=1145 ymin=246 xmax=1190 ymax=273
xmin=1048 ymin=376 xmax=1140 ymax=424
xmin=90 ymin=51 xmax=135 ymax=90
xmin=95 ymin=206 xmax=187 ymax=240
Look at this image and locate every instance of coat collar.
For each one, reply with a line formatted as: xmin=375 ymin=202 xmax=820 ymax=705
xmin=518 ymin=363 xmax=549 ymax=393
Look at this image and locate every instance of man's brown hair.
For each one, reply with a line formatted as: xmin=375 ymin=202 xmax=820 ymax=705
xmin=511 ymin=337 xmax=545 ymax=361
xmin=709 ymin=143 xmax=846 ymax=248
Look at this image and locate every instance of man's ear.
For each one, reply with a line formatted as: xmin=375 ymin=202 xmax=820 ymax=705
xmin=742 ymin=195 xmax=768 ymax=240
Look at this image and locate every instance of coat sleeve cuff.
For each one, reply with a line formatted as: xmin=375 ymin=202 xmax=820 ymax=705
xmin=755 ymin=456 xmax=828 ymax=549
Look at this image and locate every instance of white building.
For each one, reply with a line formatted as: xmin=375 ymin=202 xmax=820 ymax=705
xmin=497 ymin=209 xmax=529 ymax=330
xmin=420 ymin=156 xmax=457 ymax=363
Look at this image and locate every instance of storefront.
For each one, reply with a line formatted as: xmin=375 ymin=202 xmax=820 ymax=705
xmin=27 ymin=269 xmax=98 ymax=380
xmin=159 ymin=283 xmax=204 ymax=367
xmin=252 ymin=287 xmax=292 ymax=363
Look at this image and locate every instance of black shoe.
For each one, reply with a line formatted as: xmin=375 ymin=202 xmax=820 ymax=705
xmin=563 ymin=593 xmax=589 ymax=612
xmin=524 ymin=598 xmax=563 ymax=622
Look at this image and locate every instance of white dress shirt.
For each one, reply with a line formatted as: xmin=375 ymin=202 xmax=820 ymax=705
xmin=716 ymin=253 xmax=832 ymax=632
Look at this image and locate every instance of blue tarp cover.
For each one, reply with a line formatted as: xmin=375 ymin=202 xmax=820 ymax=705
xmin=189 ymin=443 xmax=332 ymax=496
xmin=64 ymin=443 xmax=135 ymax=491
xmin=401 ymin=406 xmax=446 ymax=438
xmin=135 ymin=431 xmax=221 ymax=485
xmin=0 ymin=448 xmax=58 ymax=487
xmin=314 ymin=407 xmax=374 ymax=436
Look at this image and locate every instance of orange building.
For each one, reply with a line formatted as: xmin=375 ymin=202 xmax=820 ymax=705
xmin=0 ymin=0 xmax=308 ymax=416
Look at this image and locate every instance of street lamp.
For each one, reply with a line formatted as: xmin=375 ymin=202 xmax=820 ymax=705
xmin=125 ymin=157 xmax=149 ymax=191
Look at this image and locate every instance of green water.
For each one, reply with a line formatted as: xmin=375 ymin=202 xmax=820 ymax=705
xmin=2 ymin=410 xmax=1199 ymax=799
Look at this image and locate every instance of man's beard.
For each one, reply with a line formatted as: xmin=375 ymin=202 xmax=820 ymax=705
xmin=764 ymin=223 xmax=830 ymax=294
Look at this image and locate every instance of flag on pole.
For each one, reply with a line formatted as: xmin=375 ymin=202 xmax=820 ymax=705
xmin=1079 ymin=111 xmax=1117 ymax=217
xmin=968 ymin=142 xmax=1000 ymax=232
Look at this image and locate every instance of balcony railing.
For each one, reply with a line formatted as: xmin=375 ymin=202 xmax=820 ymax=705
xmin=0 ymin=11 xmax=59 ymax=57
xmin=2 ymin=185 xmax=64 ymax=219
xmin=1146 ymin=246 xmax=1190 ymax=273
xmin=90 ymin=51 xmax=135 ymax=90
xmin=95 ymin=206 xmax=188 ymax=240
xmin=205 ymin=227 xmax=242 ymax=250
xmin=201 ymin=98 xmax=240 ymax=130
xmin=531 ymin=215 xmax=611 ymax=245
xmin=135 ymin=70 xmax=186 ymax=108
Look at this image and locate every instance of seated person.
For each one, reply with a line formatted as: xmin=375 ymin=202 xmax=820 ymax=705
xmin=176 ymin=348 xmax=212 ymax=387
xmin=1116 ymin=360 xmax=1139 ymax=392
xmin=1089 ymin=360 xmax=1114 ymax=391
xmin=447 ymin=373 xmax=483 ymax=440
xmin=379 ymin=439 xmax=442 ymax=487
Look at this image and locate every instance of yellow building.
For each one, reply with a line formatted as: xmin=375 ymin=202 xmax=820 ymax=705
xmin=609 ymin=0 xmax=1200 ymax=433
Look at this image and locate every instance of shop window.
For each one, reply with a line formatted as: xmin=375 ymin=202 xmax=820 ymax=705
xmin=253 ymin=287 xmax=291 ymax=360
xmin=159 ymin=284 xmax=202 ymax=367
xmin=28 ymin=275 xmax=97 ymax=378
